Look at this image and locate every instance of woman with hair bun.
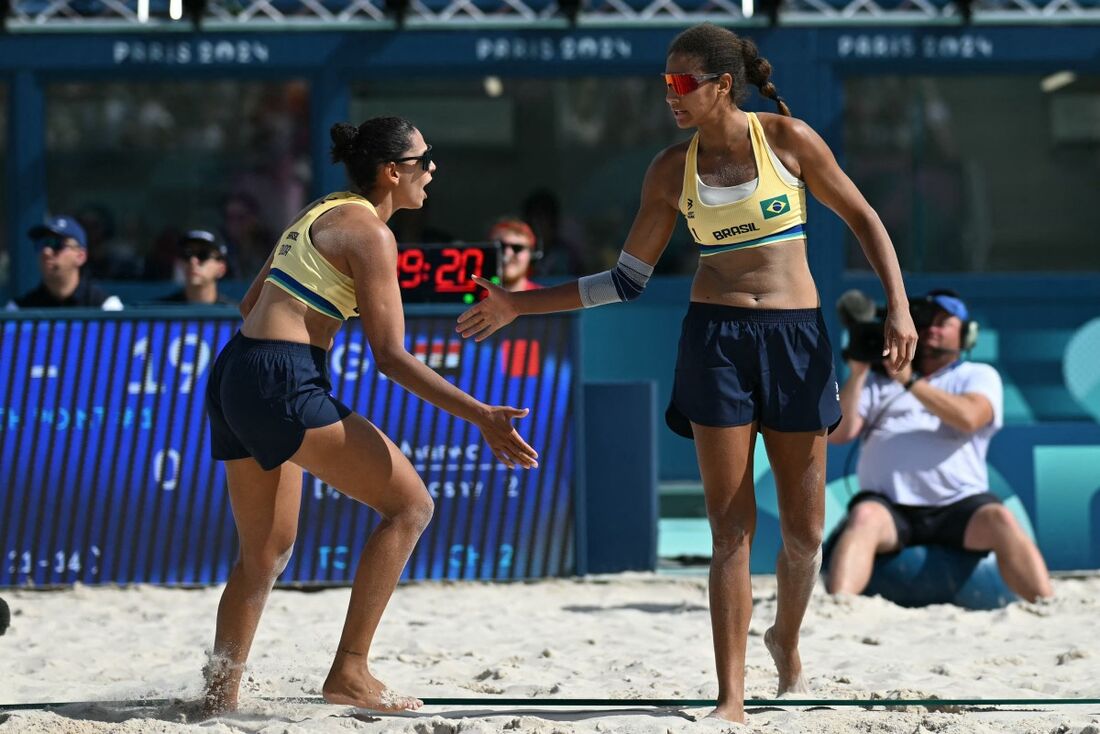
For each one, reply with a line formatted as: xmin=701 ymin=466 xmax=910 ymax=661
xmin=457 ymin=24 xmax=916 ymax=722
xmin=202 ymin=116 xmax=538 ymax=716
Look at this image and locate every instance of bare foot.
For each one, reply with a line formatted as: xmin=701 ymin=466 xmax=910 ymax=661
xmin=201 ymin=656 xmax=243 ymax=719
xmin=706 ymin=703 xmax=746 ymax=724
xmin=764 ymin=627 xmax=809 ymax=696
xmin=200 ymin=688 xmax=237 ymax=720
xmin=323 ymin=668 xmax=422 ymax=713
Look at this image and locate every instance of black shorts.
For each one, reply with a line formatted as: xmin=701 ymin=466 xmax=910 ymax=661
xmin=848 ymin=491 xmax=1002 ymax=549
xmin=206 ymin=332 xmax=352 ymax=471
xmin=666 ymin=302 xmax=842 ymax=438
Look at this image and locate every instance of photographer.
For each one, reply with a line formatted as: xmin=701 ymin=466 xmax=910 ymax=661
xmin=826 ymin=289 xmax=1052 ymax=602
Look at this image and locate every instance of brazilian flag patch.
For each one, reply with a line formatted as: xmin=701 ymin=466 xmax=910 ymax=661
xmin=760 ymin=195 xmax=790 ymax=220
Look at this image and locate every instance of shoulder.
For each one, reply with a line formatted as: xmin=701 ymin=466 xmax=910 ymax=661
xmin=651 ymin=141 xmax=690 ymax=175
xmin=74 ymin=280 xmax=108 ymax=306
xmin=642 ymin=141 xmax=691 ymax=201
xmin=317 ymin=200 xmax=393 ymax=251
xmin=14 ymin=285 xmax=45 ymax=307
xmin=757 ymin=113 xmax=820 ymax=152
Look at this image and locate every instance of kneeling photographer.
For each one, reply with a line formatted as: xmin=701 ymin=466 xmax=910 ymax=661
xmin=825 ymin=289 xmax=1052 ymax=602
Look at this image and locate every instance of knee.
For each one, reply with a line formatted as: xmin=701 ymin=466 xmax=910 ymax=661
xmin=978 ymin=504 xmax=1022 ymax=543
xmin=781 ymin=527 xmax=823 ymax=562
xmin=847 ymin=502 xmax=885 ymax=531
xmin=391 ymin=493 xmax=435 ymax=535
xmin=239 ymin=536 xmax=296 ymax=578
xmin=841 ymin=503 xmax=890 ymax=543
xmin=710 ymin=521 xmax=754 ymax=557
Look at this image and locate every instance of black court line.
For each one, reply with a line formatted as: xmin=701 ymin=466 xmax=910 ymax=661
xmin=4 ymin=696 xmax=1100 ymax=712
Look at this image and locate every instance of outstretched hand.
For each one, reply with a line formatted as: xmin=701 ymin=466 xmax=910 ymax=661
xmin=882 ymin=309 xmax=918 ymax=373
xmin=477 ymin=405 xmax=538 ymax=469
xmin=456 ymin=276 xmax=517 ymax=342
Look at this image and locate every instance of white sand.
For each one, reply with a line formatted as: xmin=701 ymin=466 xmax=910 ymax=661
xmin=3 ymin=573 xmax=1099 ymax=733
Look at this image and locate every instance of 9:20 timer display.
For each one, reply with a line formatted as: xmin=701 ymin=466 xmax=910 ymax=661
xmin=396 ymin=243 xmax=502 ymax=304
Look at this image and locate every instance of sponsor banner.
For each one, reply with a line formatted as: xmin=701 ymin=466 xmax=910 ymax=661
xmin=0 ymin=314 xmax=576 ymax=586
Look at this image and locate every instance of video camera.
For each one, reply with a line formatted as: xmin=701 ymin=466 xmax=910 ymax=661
xmin=836 ymin=288 xmax=978 ymax=365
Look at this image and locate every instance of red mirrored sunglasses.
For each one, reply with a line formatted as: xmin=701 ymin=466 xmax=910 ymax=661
xmin=663 ymin=72 xmax=722 ymax=96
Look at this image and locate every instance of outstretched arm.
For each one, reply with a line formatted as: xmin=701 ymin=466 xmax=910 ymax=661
xmin=344 ymin=213 xmax=538 ymax=469
xmin=782 ymin=119 xmax=917 ymax=372
xmin=457 ymin=146 xmax=683 ymax=341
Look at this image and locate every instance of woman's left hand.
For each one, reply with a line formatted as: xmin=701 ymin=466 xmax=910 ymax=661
xmin=882 ymin=308 xmax=918 ymax=372
xmin=456 ymin=277 xmax=518 ymax=342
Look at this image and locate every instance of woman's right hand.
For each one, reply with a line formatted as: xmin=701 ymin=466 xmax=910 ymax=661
xmin=476 ymin=405 xmax=539 ymax=469
xmin=882 ymin=308 xmax=918 ymax=373
xmin=456 ymin=277 xmax=518 ymax=342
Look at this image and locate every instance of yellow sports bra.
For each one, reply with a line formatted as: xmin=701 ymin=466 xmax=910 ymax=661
xmin=678 ymin=112 xmax=808 ymax=257
xmin=265 ymin=191 xmax=377 ymax=321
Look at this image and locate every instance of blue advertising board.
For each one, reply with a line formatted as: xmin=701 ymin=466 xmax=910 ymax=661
xmin=0 ymin=311 xmax=576 ymax=586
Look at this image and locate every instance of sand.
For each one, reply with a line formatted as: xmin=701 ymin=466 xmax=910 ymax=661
xmin=3 ymin=573 xmax=1099 ymax=733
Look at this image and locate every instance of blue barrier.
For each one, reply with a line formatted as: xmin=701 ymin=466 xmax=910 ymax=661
xmin=0 ymin=310 xmax=578 ymax=586
xmin=582 ymin=381 xmax=659 ymax=574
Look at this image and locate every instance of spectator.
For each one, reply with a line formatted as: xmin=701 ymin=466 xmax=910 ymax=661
xmin=8 ymin=215 xmax=123 ymax=310
xmin=826 ymin=289 xmax=1052 ymax=602
xmin=158 ymin=230 xmax=235 ymax=306
xmin=220 ymin=192 xmax=274 ymax=279
xmin=488 ymin=218 xmax=542 ymax=292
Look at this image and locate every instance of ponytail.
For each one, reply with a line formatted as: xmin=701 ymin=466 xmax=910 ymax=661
xmin=740 ymin=37 xmax=791 ymax=116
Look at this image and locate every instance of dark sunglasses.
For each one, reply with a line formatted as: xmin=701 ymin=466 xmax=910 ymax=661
xmin=181 ymin=247 xmax=224 ymax=263
xmin=500 ymin=240 xmax=533 ymax=254
xmin=393 ymin=144 xmax=433 ymax=171
xmin=663 ymin=72 xmax=722 ymax=96
xmin=33 ymin=235 xmax=80 ymax=252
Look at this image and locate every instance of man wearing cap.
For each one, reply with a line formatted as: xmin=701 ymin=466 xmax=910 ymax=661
xmin=158 ymin=230 xmax=235 ymax=306
xmin=825 ymin=289 xmax=1053 ymax=602
xmin=8 ymin=216 xmax=123 ymax=310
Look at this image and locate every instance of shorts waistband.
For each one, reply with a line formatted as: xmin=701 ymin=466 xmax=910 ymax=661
xmin=234 ymin=331 xmax=328 ymax=361
xmin=686 ymin=301 xmax=823 ymax=324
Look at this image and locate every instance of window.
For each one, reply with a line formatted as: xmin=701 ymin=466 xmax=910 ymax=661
xmin=844 ymin=75 xmax=1100 ymax=272
xmin=45 ymin=80 xmax=311 ymax=280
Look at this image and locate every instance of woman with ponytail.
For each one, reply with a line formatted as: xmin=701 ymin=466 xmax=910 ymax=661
xmin=202 ymin=116 xmax=538 ymax=717
xmin=457 ymin=23 xmax=915 ymax=723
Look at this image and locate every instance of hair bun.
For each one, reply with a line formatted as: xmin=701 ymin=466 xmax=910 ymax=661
xmin=330 ymin=122 xmax=359 ymax=164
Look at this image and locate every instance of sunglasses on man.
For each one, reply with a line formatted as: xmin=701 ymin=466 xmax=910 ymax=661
xmin=181 ymin=247 xmax=225 ymax=263
xmin=663 ymin=72 xmax=723 ymax=96
xmin=393 ymin=144 xmax=433 ymax=172
xmin=499 ymin=240 xmax=533 ymax=254
xmin=33 ymin=235 xmax=81 ymax=252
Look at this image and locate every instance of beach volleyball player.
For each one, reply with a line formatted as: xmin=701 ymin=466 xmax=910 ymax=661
xmin=202 ymin=117 xmax=538 ymax=716
xmin=457 ymin=24 xmax=915 ymax=723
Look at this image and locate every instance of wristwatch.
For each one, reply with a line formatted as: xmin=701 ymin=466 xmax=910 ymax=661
xmin=904 ymin=374 xmax=920 ymax=391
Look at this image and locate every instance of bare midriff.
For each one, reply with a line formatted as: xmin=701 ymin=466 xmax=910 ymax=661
xmin=240 ymin=285 xmax=344 ymax=350
xmin=690 ymin=238 xmax=819 ymax=310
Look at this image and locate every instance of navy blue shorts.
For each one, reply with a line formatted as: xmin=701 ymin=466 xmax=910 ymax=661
xmin=666 ymin=303 xmax=842 ymax=439
xmin=206 ymin=332 xmax=352 ymax=471
xmin=847 ymin=491 xmax=1001 ymax=548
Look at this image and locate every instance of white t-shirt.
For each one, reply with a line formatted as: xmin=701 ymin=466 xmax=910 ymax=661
xmin=856 ymin=361 xmax=1004 ymax=507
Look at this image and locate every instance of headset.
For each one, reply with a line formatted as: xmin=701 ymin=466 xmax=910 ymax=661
xmin=915 ymin=288 xmax=979 ymax=353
